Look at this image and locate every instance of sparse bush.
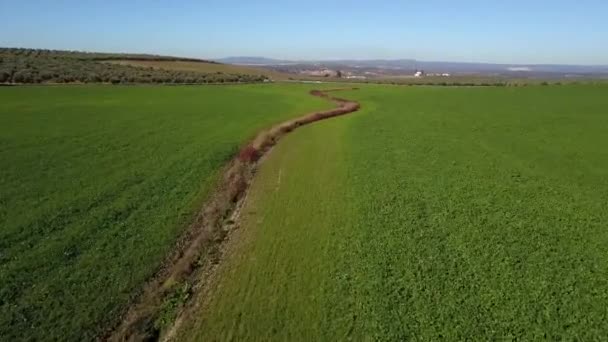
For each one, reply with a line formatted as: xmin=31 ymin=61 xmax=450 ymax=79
xmin=39 ymin=71 xmax=54 ymax=81
xmin=13 ymin=70 xmax=33 ymax=83
xmin=0 ymin=71 xmax=9 ymax=83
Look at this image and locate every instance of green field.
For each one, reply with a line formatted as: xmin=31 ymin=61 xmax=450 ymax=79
xmin=182 ymin=85 xmax=608 ymax=340
xmin=3 ymin=83 xmax=608 ymax=341
xmin=0 ymin=84 xmax=334 ymax=341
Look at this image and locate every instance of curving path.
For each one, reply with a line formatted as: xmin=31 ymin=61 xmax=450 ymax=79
xmin=108 ymin=88 xmax=361 ymax=341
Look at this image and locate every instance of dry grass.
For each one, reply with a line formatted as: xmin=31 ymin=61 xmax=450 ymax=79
xmin=105 ymin=60 xmax=293 ymax=80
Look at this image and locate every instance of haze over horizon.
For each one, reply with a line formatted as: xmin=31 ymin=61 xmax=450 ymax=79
xmin=1 ymin=0 xmax=607 ymax=66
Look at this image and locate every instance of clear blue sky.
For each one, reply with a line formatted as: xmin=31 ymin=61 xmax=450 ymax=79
xmin=1 ymin=0 xmax=607 ymax=65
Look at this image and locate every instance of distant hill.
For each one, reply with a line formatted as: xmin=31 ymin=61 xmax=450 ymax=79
xmin=109 ymin=59 xmax=295 ymax=81
xmin=1 ymin=47 xmax=220 ymax=64
xmin=414 ymin=61 xmax=608 ymax=75
xmin=215 ymin=57 xmax=296 ymax=65
xmin=219 ymin=56 xmax=608 ymax=78
xmin=0 ymin=48 xmax=269 ymax=84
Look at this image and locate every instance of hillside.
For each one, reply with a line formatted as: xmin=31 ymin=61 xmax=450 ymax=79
xmin=105 ymin=59 xmax=292 ymax=81
xmin=219 ymin=56 xmax=608 ymax=80
xmin=0 ymin=48 xmax=268 ymax=84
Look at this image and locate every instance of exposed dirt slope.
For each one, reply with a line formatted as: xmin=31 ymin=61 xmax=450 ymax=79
xmin=107 ymin=89 xmax=360 ymax=341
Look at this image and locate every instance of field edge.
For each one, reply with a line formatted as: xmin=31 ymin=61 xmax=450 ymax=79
xmin=106 ymin=89 xmax=361 ymax=341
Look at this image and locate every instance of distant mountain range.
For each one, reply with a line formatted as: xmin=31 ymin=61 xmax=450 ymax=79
xmin=216 ymin=57 xmax=295 ymax=65
xmin=216 ymin=57 xmax=608 ymax=77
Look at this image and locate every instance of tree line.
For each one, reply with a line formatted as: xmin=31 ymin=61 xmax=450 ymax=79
xmin=0 ymin=48 xmax=268 ymax=84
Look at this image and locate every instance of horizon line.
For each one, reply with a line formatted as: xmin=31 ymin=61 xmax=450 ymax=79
xmin=3 ymin=45 xmax=607 ymax=67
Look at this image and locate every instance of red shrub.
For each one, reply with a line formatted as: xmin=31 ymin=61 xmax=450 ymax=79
xmin=238 ymin=145 xmax=260 ymax=162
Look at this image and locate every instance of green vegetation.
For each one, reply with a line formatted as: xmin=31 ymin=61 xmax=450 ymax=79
xmin=0 ymin=48 xmax=268 ymax=84
xmin=0 ymin=84 xmax=333 ymax=341
xmin=3 ymin=81 xmax=607 ymax=340
xmin=106 ymin=59 xmax=293 ymax=82
xmin=155 ymin=282 xmax=192 ymax=330
xmin=182 ymin=84 xmax=608 ymax=340
xmin=359 ymin=75 xmax=607 ymax=86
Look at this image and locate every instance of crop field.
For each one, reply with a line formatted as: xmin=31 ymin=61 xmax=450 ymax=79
xmin=0 ymin=84 xmax=334 ymax=340
xmin=106 ymin=60 xmax=292 ymax=81
xmin=181 ymin=84 xmax=608 ymax=340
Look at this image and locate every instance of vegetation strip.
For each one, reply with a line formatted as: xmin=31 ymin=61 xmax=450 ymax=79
xmin=0 ymin=48 xmax=268 ymax=84
xmin=108 ymin=88 xmax=360 ymax=341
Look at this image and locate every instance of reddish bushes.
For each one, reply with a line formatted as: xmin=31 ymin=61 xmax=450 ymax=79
xmin=238 ymin=145 xmax=260 ymax=162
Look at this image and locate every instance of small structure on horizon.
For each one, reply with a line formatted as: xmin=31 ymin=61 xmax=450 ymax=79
xmin=414 ymin=70 xmax=425 ymax=77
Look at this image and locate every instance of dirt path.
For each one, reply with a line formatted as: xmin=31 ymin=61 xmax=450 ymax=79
xmin=106 ymin=88 xmax=360 ymax=342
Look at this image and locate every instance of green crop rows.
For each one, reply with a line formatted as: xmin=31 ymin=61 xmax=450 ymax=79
xmin=183 ymin=84 xmax=608 ymax=340
xmin=0 ymin=84 xmax=332 ymax=341
xmin=3 ymin=83 xmax=608 ymax=341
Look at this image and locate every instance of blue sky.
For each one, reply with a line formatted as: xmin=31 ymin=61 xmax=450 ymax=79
xmin=1 ymin=0 xmax=607 ymax=65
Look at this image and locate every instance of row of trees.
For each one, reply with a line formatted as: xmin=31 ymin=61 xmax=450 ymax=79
xmin=1 ymin=47 xmax=218 ymax=63
xmin=0 ymin=48 xmax=268 ymax=84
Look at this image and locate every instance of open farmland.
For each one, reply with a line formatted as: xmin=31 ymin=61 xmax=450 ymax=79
xmin=0 ymin=84 xmax=335 ymax=341
xmin=105 ymin=60 xmax=289 ymax=81
xmin=0 ymin=48 xmax=268 ymax=84
xmin=180 ymin=84 xmax=608 ymax=340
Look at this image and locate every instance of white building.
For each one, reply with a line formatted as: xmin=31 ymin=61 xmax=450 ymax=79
xmin=414 ymin=70 xmax=425 ymax=77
